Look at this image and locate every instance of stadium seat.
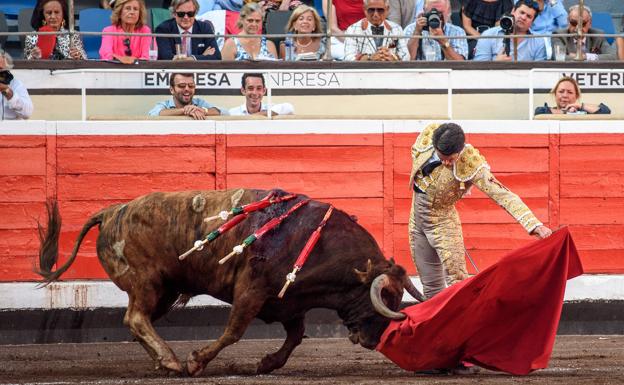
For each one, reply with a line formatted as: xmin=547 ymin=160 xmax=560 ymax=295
xmin=265 ymin=10 xmax=293 ymax=49
xmin=150 ymin=7 xmax=171 ymax=31
xmin=78 ymin=8 xmax=112 ymax=59
xmin=17 ymin=7 xmax=34 ymax=49
xmin=591 ymin=12 xmax=616 ymax=45
xmin=0 ymin=12 xmax=7 ymax=49
xmin=313 ymin=0 xmax=325 ymax=18
xmin=0 ymin=0 xmax=36 ymax=21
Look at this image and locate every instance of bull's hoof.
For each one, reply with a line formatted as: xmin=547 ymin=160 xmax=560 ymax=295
xmin=256 ymin=354 xmax=280 ymax=374
xmin=186 ymin=350 xmax=204 ymax=377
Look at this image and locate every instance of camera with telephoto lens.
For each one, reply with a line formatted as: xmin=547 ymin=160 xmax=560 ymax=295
xmin=423 ymin=8 xmax=442 ymax=31
xmin=0 ymin=70 xmax=14 ymax=85
xmin=499 ymin=13 xmax=514 ymax=34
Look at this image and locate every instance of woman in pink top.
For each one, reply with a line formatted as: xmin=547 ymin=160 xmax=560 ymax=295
xmin=99 ymin=0 xmax=151 ymax=63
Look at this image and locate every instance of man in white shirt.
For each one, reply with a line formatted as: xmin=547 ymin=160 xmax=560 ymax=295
xmin=344 ymin=0 xmax=409 ymax=61
xmin=0 ymin=49 xmax=33 ymax=120
xmin=229 ymin=73 xmax=295 ymax=116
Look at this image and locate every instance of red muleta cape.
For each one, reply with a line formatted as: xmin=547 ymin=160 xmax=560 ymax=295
xmin=376 ymin=227 xmax=583 ymax=375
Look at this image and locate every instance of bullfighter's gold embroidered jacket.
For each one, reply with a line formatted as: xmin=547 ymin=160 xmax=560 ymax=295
xmin=409 ymin=124 xmax=542 ymax=234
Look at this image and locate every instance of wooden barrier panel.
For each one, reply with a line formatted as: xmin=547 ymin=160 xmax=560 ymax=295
xmin=1 ymin=119 xmax=623 ymax=281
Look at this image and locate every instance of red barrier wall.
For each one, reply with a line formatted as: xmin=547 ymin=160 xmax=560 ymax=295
xmin=1 ymin=122 xmax=622 ymax=281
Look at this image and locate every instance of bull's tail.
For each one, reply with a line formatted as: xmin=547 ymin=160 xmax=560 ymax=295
xmin=36 ymin=200 xmax=103 ymax=286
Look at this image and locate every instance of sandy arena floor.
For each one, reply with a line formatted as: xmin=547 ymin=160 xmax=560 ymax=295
xmin=1 ymin=336 xmax=623 ymax=385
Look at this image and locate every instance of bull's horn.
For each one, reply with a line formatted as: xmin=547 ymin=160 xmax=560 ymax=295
xmin=403 ymin=276 xmax=426 ymax=303
xmin=370 ymin=274 xmax=406 ymax=320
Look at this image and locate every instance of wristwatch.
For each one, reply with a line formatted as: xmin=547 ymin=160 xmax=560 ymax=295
xmin=443 ymin=41 xmax=451 ymax=49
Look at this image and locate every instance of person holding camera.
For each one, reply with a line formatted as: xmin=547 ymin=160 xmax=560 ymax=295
xmin=0 ymin=49 xmax=34 ymax=120
xmin=343 ymin=0 xmax=409 ymax=61
xmin=473 ymin=0 xmax=547 ymax=61
xmin=534 ymin=76 xmax=610 ymax=116
xmin=405 ymin=0 xmax=468 ymax=61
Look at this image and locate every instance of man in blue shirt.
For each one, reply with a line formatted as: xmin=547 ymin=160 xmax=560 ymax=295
xmin=473 ymin=0 xmax=547 ymax=61
xmin=405 ymin=0 xmax=468 ymax=61
xmin=148 ymin=73 xmax=225 ymax=119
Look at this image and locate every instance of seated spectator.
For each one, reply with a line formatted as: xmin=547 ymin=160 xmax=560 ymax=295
xmin=279 ymin=5 xmax=326 ymax=60
xmin=99 ymin=0 xmax=152 ymax=64
xmin=551 ymin=5 xmax=616 ymax=61
xmin=156 ymin=0 xmax=221 ymax=60
xmin=148 ymin=73 xmax=225 ymax=119
xmin=530 ymin=0 xmax=566 ymax=35
xmin=101 ymin=0 xmax=112 ymax=9
xmin=473 ymin=0 xmax=547 ymax=61
xmin=405 ymin=0 xmax=468 ymax=61
xmin=324 ymin=0 xmax=366 ymax=59
xmin=534 ymin=76 xmax=610 ymax=116
xmin=229 ymin=73 xmax=294 ymax=116
xmin=24 ymin=0 xmax=87 ymax=60
xmin=344 ymin=0 xmax=409 ymax=61
xmin=388 ymin=0 xmax=424 ymax=29
xmin=461 ymin=0 xmax=513 ymax=59
xmin=221 ymin=2 xmax=278 ymax=60
xmin=0 ymin=49 xmax=34 ymax=120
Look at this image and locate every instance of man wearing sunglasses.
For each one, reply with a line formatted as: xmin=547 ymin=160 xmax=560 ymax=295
xmin=473 ymin=0 xmax=547 ymax=61
xmin=344 ymin=0 xmax=409 ymax=61
xmin=551 ymin=5 xmax=616 ymax=61
xmin=155 ymin=0 xmax=221 ymax=60
xmin=148 ymin=73 xmax=225 ymax=119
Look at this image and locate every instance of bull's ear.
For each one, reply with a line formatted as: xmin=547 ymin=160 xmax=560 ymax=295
xmin=354 ymin=259 xmax=373 ymax=283
xmin=388 ymin=257 xmax=396 ymax=265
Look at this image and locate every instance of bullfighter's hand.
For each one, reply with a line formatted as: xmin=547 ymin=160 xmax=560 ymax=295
xmin=532 ymin=225 xmax=552 ymax=239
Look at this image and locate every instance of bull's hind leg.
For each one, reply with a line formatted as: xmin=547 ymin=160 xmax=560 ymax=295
xmin=186 ymin=284 xmax=268 ymax=376
xmin=124 ymin=290 xmax=184 ymax=374
xmin=257 ymin=316 xmax=305 ymax=374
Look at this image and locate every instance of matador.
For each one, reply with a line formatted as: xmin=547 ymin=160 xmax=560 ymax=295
xmin=409 ymin=123 xmax=552 ymax=299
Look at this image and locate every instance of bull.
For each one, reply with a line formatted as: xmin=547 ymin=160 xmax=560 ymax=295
xmin=37 ymin=189 xmax=424 ymax=376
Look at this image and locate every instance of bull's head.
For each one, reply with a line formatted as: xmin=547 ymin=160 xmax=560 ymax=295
xmin=343 ymin=259 xmax=425 ymax=349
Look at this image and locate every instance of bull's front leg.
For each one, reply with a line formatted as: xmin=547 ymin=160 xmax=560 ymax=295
xmin=186 ymin=287 xmax=267 ymax=376
xmin=257 ymin=316 xmax=305 ymax=374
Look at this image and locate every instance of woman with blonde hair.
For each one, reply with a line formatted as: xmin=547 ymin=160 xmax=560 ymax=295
xmin=221 ymin=2 xmax=277 ymax=60
xmin=279 ymin=5 xmax=326 ymax=60
xmin=534 ymin=76 xmax=611 ymax=115
xmin=99 ymin=0 xmax=151 ymax=63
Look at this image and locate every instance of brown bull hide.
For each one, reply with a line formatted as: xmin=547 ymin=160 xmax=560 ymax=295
xmin=37 ymin=189 xmax=422 ymax=376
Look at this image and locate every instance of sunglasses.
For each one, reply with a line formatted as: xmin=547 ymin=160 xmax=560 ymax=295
xmin=515 ymin=0 xmax=539 ymax=11
xmin=174 ymin=82 xmax=196 ymax=89
xmin=175 ymin=11 xmax=196 ymax=18
xmin=123 ymin=38 xmax=131 ymax=56
xmin=366 ymin=7 xmax=386 ymax=15
xmin=569 ymin=19 xmax=589 ymax=27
